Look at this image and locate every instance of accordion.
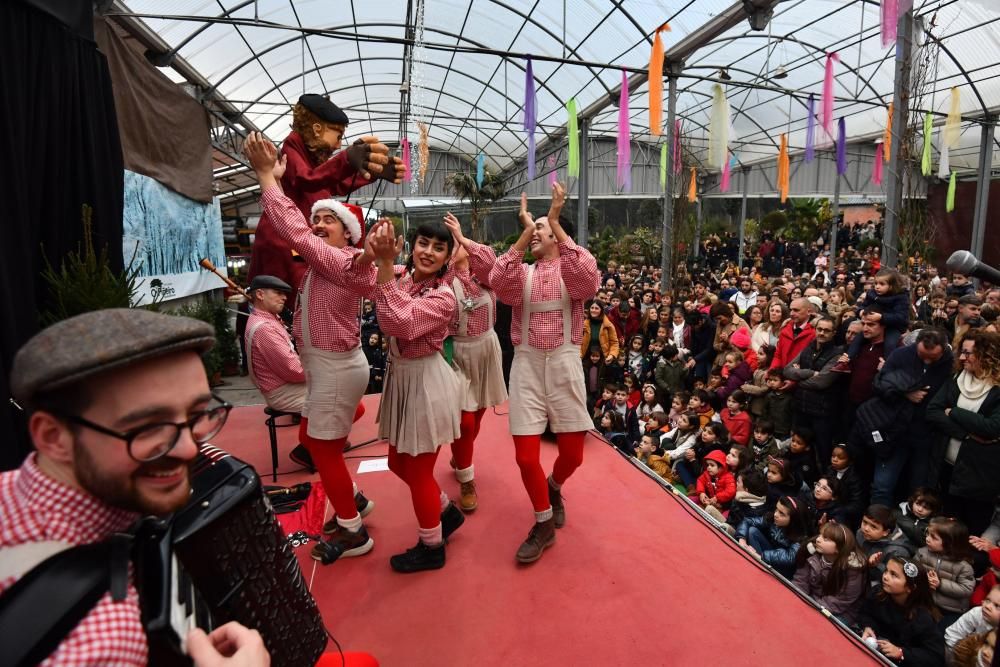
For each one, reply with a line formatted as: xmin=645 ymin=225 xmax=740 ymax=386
xmin=136 ymin=445 xmax=328 ymax=666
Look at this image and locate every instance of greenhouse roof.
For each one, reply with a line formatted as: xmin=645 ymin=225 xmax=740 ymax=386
xmin=111 ymin=0 xmax=1000 ymax=179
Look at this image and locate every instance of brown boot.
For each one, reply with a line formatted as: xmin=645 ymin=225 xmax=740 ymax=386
xmin=515 ymin=518 xmax=556 ymax=564
xmin=459 ymin=480 xmax=478 ymax=512
xmin=548 ymin=479 xmax=565 ymax=528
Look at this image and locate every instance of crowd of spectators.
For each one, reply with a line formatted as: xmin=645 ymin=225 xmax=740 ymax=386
xmin=585 ymin=229 xmax=1000 ymax=666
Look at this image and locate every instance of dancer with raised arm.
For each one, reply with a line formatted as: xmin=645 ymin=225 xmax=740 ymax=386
xmin=489 ymin=183 xmax=600 ymax=564
xmin=244 ymin=132 xmax=375 ymax=566
xmin=441 ymin=212 xmax=508 ymax=512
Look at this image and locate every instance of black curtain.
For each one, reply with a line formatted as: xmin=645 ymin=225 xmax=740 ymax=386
xmin=0 ymin=1 xmax=124 ymax=470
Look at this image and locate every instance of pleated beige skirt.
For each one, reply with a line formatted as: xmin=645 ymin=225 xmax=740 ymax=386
xmin=300 ymin=346 xmax=369 ymax=440
xmin=377 ymin=352 xmax=465 ymax=455
xmin=452 ymin=330 xmax=508 ymax=412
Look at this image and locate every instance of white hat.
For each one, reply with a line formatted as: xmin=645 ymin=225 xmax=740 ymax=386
xmin=310 ymin=199 xmax=363 ymax=247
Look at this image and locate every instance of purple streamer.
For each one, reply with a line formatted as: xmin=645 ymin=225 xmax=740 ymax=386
xmin=617 ymin=70 xmax=631 ymax=192
xmin=524 ymin=57 xmax=536 ymax=180
xmin=805 ymin=94 xmax=816 ymax=163
xmin=836 ymin=117 xmax=847 ymax=175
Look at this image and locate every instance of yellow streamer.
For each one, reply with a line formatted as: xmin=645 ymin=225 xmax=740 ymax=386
xmin=687 ymin=167 xmax=697 ymax=203
xmin=648 ymin=24 xmax=669 ymax=136
xmin=944 ymin=87 xmax=961 ymax=148
xmin=884 ymin=102 xmax=893 ymax=162
xmin=417 ymin=122 xmax=429 ymax=184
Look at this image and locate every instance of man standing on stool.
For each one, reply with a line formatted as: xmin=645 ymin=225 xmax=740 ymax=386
xmin=490 ymin=182 xmax=599 ymax=563
xmin=244 ymin=274 xmax=313 ymax=470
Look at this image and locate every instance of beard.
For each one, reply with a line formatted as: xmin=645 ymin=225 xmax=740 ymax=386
xmin=73 ymin=438 xmax=192 ymax=516
xmin=307 ymin=141 xmax=334 ymax=164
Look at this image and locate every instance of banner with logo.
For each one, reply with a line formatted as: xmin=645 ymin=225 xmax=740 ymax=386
xmin=123 ymin=170 xmax=226 ymax=304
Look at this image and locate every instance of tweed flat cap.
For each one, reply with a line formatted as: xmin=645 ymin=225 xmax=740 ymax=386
xmin=247 ymin=275 xmax=292 ymax=293
xmin=297 ymin=94 xmax=349 ymax=126
xmin=11 ymin=309 xmax=215 ymax=403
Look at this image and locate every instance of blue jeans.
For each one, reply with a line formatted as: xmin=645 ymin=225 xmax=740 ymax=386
xmin=746 ymin=526 xmax=772 ymax=555
xmin=675 ymin=459 xmax=699 ymax=488
xmin=870 ymin=442 xmax=910 ymax=506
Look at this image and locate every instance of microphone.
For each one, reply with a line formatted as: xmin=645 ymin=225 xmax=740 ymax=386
xmin=946 ymin=250 xmax=1000 ymax=285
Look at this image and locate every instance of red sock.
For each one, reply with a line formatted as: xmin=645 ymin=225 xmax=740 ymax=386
xmin=552 ymin=431 xmax=586 ymax=486
xmin=513 ymin=434 xmax=549 ymax=512
xmin=450 ymin=408 xmax=485 ymax=470
xmin=353 ymin=402 xmax=366 ymax=423
xmin=389 ymin=447 xmax=441 ymax=528
xmin=299 ymin=418 xmax=358 ymax=520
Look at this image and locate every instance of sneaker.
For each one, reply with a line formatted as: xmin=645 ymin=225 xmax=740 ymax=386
xmin=311 ymin=526 xmax=374 ymax=564
xmin=515 ymin=518 xmax=556 ymax=564
xmin=441 ymin=501 xmax=465 ymax=541
xmin=322 ymin=492 xmax=376 ymax=535
xmin=458 ymin=480 xmax=478 ymax=512
xmin=830 ymin=361 xmax=852 ymax=373
xmin=289 ymin=444 xmax=315 ymax=472
xmin=548 ymin=480 xmax=565 ymax=529
xmin=390 ymin=541 xmax=446 ymax=573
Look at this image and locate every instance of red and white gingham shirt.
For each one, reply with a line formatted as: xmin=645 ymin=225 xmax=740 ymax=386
xmin=446 ymin=241 xmax=497 ymax=338
xmin=375 ymin=273 xmax=457 ymax=359
xmin=261 ymin=186 xmax=375 ymax=352
xmin=489 ymin=239 xmax=599 ymax=349
xmin=0 ymin=455 xmax=146 ymax=665
xmin=245 ymin=308 xmax=305 ymax=393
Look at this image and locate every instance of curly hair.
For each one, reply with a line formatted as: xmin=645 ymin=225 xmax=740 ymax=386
xmin=966 ymin=330 xmax=1000 ymax=385
xmin=291 ymin=102 xmax=339 ymax=162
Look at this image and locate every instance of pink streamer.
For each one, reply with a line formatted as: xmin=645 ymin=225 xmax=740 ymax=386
xmin=547 ymin=155 xmax=558 ymax=186
xmin=873 ymin=143 xmax=884 ymax=185
xmin=673 ymin=120 xmax=682 ymax=174
xmin=821 ymin=52 xmax=840 ymax=138
xmin=616 ymin=69 xmax=631 ymax=192
xmin=401 ymin=137 xmax=411 ymax=182
xmin=881 ymin=0 xmax=898 ymax=48
xmin=720 ymin=152 xmax=731 ymax=193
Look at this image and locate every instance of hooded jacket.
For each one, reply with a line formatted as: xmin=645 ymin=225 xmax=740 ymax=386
xmin=695 ymin=450 xmax=736 ymax=507
xmin=792 ymin=542 xmax=867 ymax=625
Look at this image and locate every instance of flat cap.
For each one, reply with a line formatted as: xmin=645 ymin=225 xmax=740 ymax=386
xmin=297 ymin=94 xmax=349 ymax=126
xmin=959 ymin=294 xmax=984 ymax=306
xmin=11 ymin=309 xmax=215 ymax=404
xmin=247 ymin=275 xmax=292 ymax=293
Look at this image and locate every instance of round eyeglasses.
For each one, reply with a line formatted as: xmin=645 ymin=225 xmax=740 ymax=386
xmin=65 ymin=394 xmax=233 ymax=462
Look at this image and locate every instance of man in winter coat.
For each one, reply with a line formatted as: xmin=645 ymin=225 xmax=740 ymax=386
xmin=783 ymin=315 xmax=844 ymax=465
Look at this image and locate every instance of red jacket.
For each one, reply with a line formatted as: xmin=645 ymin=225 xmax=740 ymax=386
xmin=695 ymin=450 xmax=736 ymax=506
xmin=248 ymin=131 xmax=373 ymax=306
xmin=720 ymin=408 xmax=753 ymax=446
xmin=770 ymin=320 xmax=816 ymax=370
xmin=608 ymin=307 xmax=641 ymax=344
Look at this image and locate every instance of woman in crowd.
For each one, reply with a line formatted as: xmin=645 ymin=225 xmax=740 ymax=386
xmin=581 ymin=300 xmax=620 ymax=362
xmin=751 ymin=300 xmax=789 ymax=357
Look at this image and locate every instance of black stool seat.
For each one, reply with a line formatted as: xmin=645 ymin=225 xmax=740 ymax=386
xmin=264 ymin=407 xmax=300 ymax=481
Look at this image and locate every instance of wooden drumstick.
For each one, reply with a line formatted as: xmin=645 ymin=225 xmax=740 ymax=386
xmin=199 ymin=257 xmax=249 ymax=298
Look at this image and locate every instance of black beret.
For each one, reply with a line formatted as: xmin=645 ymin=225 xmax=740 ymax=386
xmin=11 ymin=309 xmax=215 ymax=404
xmin=247 ymin=275 xmax=292 ymax=293
xmin=297 ymin=94 xmax=349 ymax=126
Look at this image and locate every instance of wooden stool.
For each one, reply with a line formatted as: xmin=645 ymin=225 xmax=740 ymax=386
xmin=264 ymin=407 xmax=299 ymax=482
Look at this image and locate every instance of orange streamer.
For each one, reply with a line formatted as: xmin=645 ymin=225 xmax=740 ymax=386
xmin=648 ymin=24 xmax=670 ymax=136
xmin=687 ymin=167 xmax=697 ymax=203
xmin=884 ymin=102 xmax=893 ymax=162
xmin=778 ymin=133 xmax=790 ymax=203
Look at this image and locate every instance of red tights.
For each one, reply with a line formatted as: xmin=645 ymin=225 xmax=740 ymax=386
xmin=450 ymin=408 xmax=485 ymax=470
xmin=512 ymin=431 xmax=586 ymax=512
xmin=298 ymin=403 xmax=367 ymax=521
xmin=387 ymin=447 xmax=441 ymax=529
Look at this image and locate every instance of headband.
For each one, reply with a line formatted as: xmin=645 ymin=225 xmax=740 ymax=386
xmin=768 ymin=456 xmax=787 ymax=470
xmin=898 ymin=558 xmax=919 ymax=580
xmin=783 ymin=496 xmax=798 ymax=510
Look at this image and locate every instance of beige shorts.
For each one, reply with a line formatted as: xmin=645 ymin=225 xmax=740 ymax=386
xmin=508 ymin=343 xmax=594 ymax=436
xmin=300 ymin=346 xmax=369 ymax=440
xmin=263 ymin=382 xmax=306 ymax=414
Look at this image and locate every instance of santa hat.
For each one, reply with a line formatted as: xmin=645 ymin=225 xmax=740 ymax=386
xmin=311 ymin=199 xmax=363 ymax=247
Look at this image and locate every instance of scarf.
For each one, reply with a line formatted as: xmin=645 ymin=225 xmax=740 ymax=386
xmin=947 ymin=370 xmax=994 ymax=464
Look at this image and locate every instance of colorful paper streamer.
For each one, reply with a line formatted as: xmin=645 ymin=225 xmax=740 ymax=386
xmin=921 ymin=112 xmax=933 ymax=176
xmin=938 ymin=129 xmax=951 ymax=180
xmin=720 ymin=152 xmax=732 ymax=193
xmin=777 ymin=134 xmax=789 ymax=203
xmin=687 ymin=167 xmax=697 ymax=203
xmin=873 ymin=144 xmax=884 ymax=185
xmin=673 ymin=120 xmax=683 ymax=174
xmin=617 ymin=69 xmax=631 ymax=192
xmin=884 ymin=102 xmax=893 ymax=162
xmin=946 ymin=171 xmax=957 ymax=212
xmin=881 ymin=0 xmax=898 ymax=48
xmin=836 ymin=118 xmax=847 ymax=176
xmin=417 ymin=122 xmax=429 ymax=185
xmin=944 ymin=87 xmax=961 ymax=148
xmin=547 ymin=155 xmax=558 ymax=186
xmin=648 ymin=24 xmax=669 ymax=136
xmin=524 ymin=57 xmax=536 ymax=180
xmin=805 ymin=94 xmax=816 ymax=163
xmin=401 ymin=137 xmax=411 ymax=182
xmin=659 ymin=143 xmax=667 ymax=188
xmin=821 ymin=52 xmax=840 ymax=139
xmin=476 ymin=152 xmax=485 ymax=188
xmin=707 ymin=84 xmax=730 ymax=170
xmin=567 ymin=98 xmax=579 ymax=178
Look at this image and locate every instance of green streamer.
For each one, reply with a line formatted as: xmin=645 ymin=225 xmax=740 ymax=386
xmin=946 ymin=171 xmax=957 ymax=212
xmin=660 ymin=143 xmax=667 ymax=188
xmin=567 ymin=98 xmax=579 ymax=178
xmin=921 ymin=112 xmax=932 ymax=176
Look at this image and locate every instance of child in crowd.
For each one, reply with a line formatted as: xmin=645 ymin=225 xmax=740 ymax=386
xmin=597 ymin=411 xmax=628 ymax=453
xmin=897 ymin=487 xmax=943 ymax=550
xmin=607 ymin=385 xmax=641 ymax=445
xmin=636 ymin=383 xmax=664 ymax=423
xmin=643 ymin=411 xmax=670 ymax=439
xmin=726 ymin=445 xmax=753 ymax=476
xmin=693 ymin=449 xmax=736 ymax=512
xmin=786 ymin=427 xmax=818 ymax=488
xmin=827 ymin=444 xmax=866 ymax=528
xmin=761 ymin=367 xmax=794 ymax=440
xmin=801 ymin=475 xmax=850 ymax=528
xmin=582 ymin=347 xmax=607 ymax=411
xmin=793 ymin=522 xmax=867 ymax=626
xmin=857 ymin=504 xmax=915 ymax=588
xmin=623 ymin=373 xmax=641 ymax=408
xmin=951 ymin=628 xmax=994 ymax=667
xmin=688 ymin=389 xmax=716 ymax=428
xmin=716 ymin=350 xmax=753 ymax=404
xmin=972 ymin=549 xmax=1000 ymax=607
xmin=720 ymin=390 xmax=752 ymax=446
xmin=766 ymin=457 xmax=801 ymax=507
xmin=667 ymin=392 xmax=689 ymax=430
xmin=859 ymin=557 xmax=946 ymax=664
xmin=626 ymin=334 xmax=648 ymax=380
xmin=592 ymin=383 xmax=616 ymax=419
xmin=736 ymin=495 xmax=811 ymax=578
xmin=724 ymin=469 xmax=771 ymax=537
xmin=654 ymin=343 xmax=688 ymax=400
xmin=634 ymin=432 xmax=664 ymax=466
xmin=676 ymin=422 xmax=729 ymax=489
xmin=749 ymin=420 xmax=781 ymax=472
xmin=660 ymin=411 xmax=700 ymax=471
xmin=945 ymin=585 xmax=1000 ymax=663
xmin=915 ymin=517 xmax=976 ymax=627
xmin=839 ymin=268 xmax=909 ymax=369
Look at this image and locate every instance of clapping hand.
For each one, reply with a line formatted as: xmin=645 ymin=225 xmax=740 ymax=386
xmin=519 ymin=192 xmax=534 ymax=232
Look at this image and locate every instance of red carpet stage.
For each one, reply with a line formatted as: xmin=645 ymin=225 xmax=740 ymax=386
xmin=213 ymin=395 xmax=881 ymax=666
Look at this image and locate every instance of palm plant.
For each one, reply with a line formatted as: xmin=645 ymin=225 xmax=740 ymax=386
xmin=444 ymin=170 xmax=507 ymax=241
